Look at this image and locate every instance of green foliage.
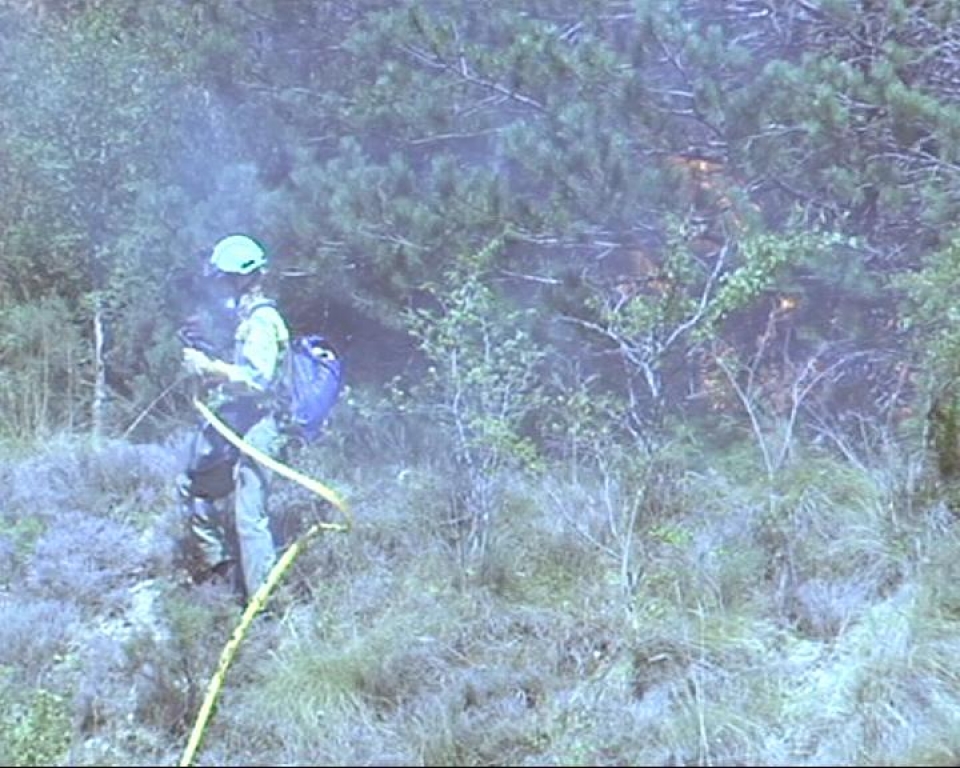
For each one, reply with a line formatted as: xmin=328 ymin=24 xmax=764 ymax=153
xmin=897 ymin=236 xmax=960 ymax=506
xmin=538 ymin=370 xmax=624 ymax=473
xmin=0 ymin=1 xmax=250 ymax=435
xmin=406 ymin=241 xmax=547 ymax=476
xmin=738 ymin=3 xmax=960 ymax=247
xmin=0 ymin=296 xmax=89 ymax=438
xmin=133 ymin=585 xmax=244 ymax=738
xmin=1 ymin=517 xmax=47 ymax=570
xmin=575 ymin=219 xmax=835 ymax=440
xmin=928 ymin=392 xmax=960 ymax=482
xmin=898 ymin=235 xmax=960 ymax=382
xmin=705 ymin=229 xmax=835 ymax=328
xmin=403 ymin=241 xmax=548 ymax=561
xmin=0 ymin=672 xmax=72 ymax=767
xmin=0 ymin=0 xmax=954 ymax=449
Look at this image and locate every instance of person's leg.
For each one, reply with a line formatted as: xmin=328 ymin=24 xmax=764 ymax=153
xmin=177 ymin=427 xmax=234 ymax=580
xmin=233 ymin=415 xmax=285 ymax=602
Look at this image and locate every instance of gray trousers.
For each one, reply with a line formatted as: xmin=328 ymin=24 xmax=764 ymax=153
xmin=178 ymin=413 xmax=286 ymax=601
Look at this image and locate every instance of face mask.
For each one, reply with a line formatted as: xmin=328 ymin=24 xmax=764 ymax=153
xmin=210 ymin=272 xmax=241 ymax=312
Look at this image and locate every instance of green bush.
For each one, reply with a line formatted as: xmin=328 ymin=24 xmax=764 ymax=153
xmin=0 ymin=677 xmax=72 ymax=767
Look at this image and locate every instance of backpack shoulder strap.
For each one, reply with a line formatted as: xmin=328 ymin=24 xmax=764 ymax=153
xmin=245 ymin=298 xmax=290 ymax=346
xmin=246 ymin=297 xmax=276 ymax=313
xmin=238 ymin=298 xmax=290 ymax=395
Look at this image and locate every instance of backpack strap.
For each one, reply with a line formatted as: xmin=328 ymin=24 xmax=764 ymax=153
xmin=235 ymin=296 xmax=290 ymax=392
xmin=243 ymin=298 xmax=289 ymax=346
xmin=245 ymin=297 xmax=276 ymax=314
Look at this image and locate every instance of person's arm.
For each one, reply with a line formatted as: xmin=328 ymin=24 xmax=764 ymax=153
xmin=183 ymin=309 xmax=285 ymax=392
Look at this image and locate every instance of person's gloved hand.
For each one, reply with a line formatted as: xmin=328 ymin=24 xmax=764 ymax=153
xmin=183 ymin=347 xmax=215 ymax=377
xmin=183 ymin=347 xmax=234 ymax=381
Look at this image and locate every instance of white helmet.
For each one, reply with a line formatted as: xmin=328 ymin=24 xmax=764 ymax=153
xmin=209 ymin=234 xmax=267 ymax=275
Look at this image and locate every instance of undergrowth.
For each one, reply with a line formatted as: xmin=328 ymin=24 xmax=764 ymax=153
xmin=1 ymin=423 xmax=959 ymax=766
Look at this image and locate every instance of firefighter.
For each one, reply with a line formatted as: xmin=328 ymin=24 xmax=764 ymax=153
xmin=176 ymin=234 xmax=290 ymax=605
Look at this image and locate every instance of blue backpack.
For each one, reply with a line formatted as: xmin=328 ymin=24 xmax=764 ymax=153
xmin=280 ymin=334 xmax=343 ymax=443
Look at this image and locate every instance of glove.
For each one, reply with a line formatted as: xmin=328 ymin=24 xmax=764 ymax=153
xmin=182 ymin=347 xmax=215 ymax=377
xmin=178 ymin=314 xmax=217 ymax=357
xmin=183 ymin=347 xmax=235 ymax=381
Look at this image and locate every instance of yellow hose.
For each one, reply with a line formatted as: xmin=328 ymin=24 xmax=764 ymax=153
xmin=179 ymin=398 xmax=351 ymax=767
xmin=192 ymin=398 xmax=350 ymax=519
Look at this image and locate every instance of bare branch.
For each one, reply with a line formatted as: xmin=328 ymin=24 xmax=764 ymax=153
xmin=401 ymin=43 xmax=546 ymax=112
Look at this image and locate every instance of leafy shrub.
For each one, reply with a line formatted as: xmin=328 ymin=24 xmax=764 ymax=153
xmin=403 ymin=244 xmax=548 ymax=564
xmin=0 ymin=672 xmax=72 ymax=768
xmin=140 ymin=583 xmax=244 ymax=729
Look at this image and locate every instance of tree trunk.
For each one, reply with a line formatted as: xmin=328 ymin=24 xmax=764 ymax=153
xmin=92 ymin=301 xmax=106 ymax=445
